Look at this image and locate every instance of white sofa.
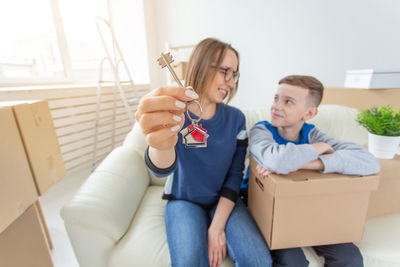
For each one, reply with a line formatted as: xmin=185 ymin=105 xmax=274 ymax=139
xmin=61 ymin=105 xmax=400 ymax=267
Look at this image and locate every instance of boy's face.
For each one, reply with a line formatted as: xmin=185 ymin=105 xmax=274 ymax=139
xmin=270 ymin=83 xmax=317 ymax=128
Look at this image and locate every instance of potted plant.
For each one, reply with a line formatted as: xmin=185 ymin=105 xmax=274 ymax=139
xmin=357 ymin=105 xmax=400 ymax=159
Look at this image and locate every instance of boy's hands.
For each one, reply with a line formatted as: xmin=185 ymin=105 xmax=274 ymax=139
xmin=255 ymin=158 xmax=324 ymax=177
xmin=303 ymin=142 xmax=334 ymax=171
xmin=255 ymin=141 xmax=335 ymax=176
xmin=301 ymin=159 xmax=324 ymax=171
xmin=311 ymin=142 xmax=335 ymax=155
xmin=255 ymin=163 xmax=298 ymax=178
xmin=256 ymin=163 xmax=272 ymax=178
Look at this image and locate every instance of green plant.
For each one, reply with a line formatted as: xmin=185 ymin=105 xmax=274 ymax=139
xmin=356 ymin=105 xmax=400 ymax=136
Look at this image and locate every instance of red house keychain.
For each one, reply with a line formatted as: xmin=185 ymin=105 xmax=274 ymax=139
xmin=179 ymin=100 xmax=209 ymax=148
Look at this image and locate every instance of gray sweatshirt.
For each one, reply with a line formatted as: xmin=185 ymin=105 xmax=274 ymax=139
xmin=249 ymin=122 xmax=380 ymax=176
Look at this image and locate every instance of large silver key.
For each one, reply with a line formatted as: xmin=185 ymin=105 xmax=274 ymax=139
xmin=157 ymin=52 xmax=209 ymax=148
xmin=157 ymin=52 xmax=184 ymax=87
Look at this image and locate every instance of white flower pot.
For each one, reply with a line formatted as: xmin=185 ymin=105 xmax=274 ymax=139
xmin=368 ymin=132 xmax=400 ymax=159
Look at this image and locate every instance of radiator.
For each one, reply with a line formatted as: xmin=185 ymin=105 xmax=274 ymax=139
xmin=0 ymin=84 xmax=150 ymax=170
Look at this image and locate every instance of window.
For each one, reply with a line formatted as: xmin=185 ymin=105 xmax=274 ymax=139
xmin=0 ymin=0 xmax=64 ymax=83
xmin=58 ymin=0 xmax=108 ymax=82
xmin=0 ymin=0 xmax=149 ymax=86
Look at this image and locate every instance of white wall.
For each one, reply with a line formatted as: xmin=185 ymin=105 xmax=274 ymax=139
xmin=143 ymin=0 xmax=400 ymax=109
xmin=110 ymin=0 xmax=149 ymax=83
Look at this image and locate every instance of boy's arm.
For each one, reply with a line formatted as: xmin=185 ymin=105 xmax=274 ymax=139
xmin=309 ymin=128 xmax=380 ymax=175
xmin=249 ymin=124 xmax=319 ymax=174
xmin=301 ymin=159 xmax=324 ymax=171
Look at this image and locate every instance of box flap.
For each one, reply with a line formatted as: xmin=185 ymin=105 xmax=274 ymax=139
xmin=11 ymin=100 xmax=66 ymax=195
xmin=270 ymin=171 xmax=379 ymax=197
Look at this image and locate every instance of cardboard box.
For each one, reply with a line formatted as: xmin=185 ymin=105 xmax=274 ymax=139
xmin=321 ymin=87 xmax=400 ymax=110
xmin=344 ymin=69 xmax=400 ymax=89
xmin=248 ymin=158 xmax=379 ymax=250
xmin=0 ymin=204 xmax=53 ymax=267
xmin=367 ymin=155 xmax=400 ymax=218
xmin=0 ymin=107 xmax=38 ymax=233
xmin=0 ymin=100 xmax=66 ymax=195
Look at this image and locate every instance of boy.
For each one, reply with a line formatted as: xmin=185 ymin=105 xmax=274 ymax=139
xmin=245 ymin=75 xmax=380 ymax=267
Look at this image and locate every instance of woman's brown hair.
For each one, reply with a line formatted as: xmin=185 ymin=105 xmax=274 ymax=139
xmin=184 ymin=38 xmax=239 ymax=104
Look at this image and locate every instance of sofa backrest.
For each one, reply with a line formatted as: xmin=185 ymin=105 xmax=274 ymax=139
xmin=123 ymin=104 xmax=367 ymax=186
xmin=123 ymin=121 xmax=168 ymax=186
xmin=242 ymin=104 xmax=368 ymax=145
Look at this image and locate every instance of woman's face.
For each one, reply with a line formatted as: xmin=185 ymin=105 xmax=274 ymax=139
xmin=203 ymin=49 xmax=238 ymax=105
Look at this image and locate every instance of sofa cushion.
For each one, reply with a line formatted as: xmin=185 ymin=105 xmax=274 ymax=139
xmin=109 ymin=186 xmax=170 ymax=267
xmin=309 ymin=105 xmax=367 ymax=145
xmin=109 ymin=186 xmax=235 ymax=267
xmin=107 ymin=186 xmax=332 ymax=267
xmin=356 ymin=212 xmax=400 ymax=267
xmin=108 ymin=185 xmax=400 ymax=267
xmin=61 ymin=146 xmax=150 ymax=242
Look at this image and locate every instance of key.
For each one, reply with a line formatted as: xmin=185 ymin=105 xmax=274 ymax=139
xmin=157 ymin=52 xmax=209 ymax=148
xmin=157 ymin=52 xmax=184 ymax=87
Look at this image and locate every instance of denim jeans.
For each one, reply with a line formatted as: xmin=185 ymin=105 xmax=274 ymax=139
xmin=165 ymin=199 xmax=272 ymax=267
xmin=272 ymin=243 xmax=363 ymax=267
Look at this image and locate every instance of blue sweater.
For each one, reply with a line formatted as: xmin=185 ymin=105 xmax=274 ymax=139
xmin=145 ymin=103 xmax=248 ymax=207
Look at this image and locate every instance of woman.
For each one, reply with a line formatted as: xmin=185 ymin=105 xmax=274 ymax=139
xmin=135 ymin=38 xmax=272 ymax=267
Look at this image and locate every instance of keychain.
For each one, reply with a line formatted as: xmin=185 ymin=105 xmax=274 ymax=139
xmin=157 ymin=52 xmax=209 ymax=148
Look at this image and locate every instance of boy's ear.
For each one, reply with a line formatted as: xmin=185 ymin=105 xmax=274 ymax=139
xmin=302 ymin=106 xmax=318 ymax=121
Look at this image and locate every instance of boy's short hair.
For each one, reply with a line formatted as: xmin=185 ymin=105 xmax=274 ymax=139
xmin=279 ymin=75 xmax=324 ymax=107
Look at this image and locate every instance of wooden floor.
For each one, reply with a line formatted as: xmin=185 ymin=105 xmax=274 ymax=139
xmin=40 ymin=163 xmax=92 ymax=267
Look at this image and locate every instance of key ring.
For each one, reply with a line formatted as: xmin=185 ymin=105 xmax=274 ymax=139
xmin=185 ymin=86 xmax=202 ymax=125
xmin=186 ymin=100 xmax=202 ymax=125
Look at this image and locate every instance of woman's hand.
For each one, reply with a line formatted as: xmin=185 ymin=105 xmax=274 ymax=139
xmin=207 ymin=197 xmax=234 ymax=267
xmin=135 ymin=86 xmax=198 ymax=150
xmin=208 ymin=225 xmax=227 ymax=267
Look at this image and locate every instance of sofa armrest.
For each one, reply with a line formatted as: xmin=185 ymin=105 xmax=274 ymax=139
xmin=61 ymin=146 xmax=150 ymax=243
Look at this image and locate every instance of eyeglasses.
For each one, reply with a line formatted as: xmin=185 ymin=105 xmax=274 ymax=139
xmin=210 ymin=66 xmax=240 ymax=83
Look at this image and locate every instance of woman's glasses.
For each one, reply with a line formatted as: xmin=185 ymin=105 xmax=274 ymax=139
xmin=210 ymin=66 xmax=240 ymax=83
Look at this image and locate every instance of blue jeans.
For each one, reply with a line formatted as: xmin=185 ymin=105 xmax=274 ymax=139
xmin=272 ymin=243 xmax=363 ymax=267
xmin=165 ymin=199 xmax=272 ymax=267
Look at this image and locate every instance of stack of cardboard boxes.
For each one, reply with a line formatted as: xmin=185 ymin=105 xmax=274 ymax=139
xmin=367 ymin=156 xmax=400 ymax=218
xmin=0 ymin=100 xmax=65 ymax=267
xmin=321 ymin=87 xmax=400 ymax=110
